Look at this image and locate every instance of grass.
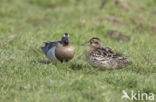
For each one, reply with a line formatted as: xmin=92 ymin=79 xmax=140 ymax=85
xmin=0 ymin=0 xmax=156 ymax=102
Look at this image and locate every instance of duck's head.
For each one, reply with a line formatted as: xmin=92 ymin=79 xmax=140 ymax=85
xmin=82 ymin=37 xmax=102 ymax=48
xmin=61 ymin=33 xmax=70 ymax=46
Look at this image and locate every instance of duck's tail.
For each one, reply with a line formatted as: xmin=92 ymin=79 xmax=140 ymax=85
xmin=41 ymin=42 xmax=51 ymax=54
xmin=128 ymin=61 xmax=132 ymax=65
xmin=118 ymin=60 xmax=132 ymax=68
xmin=40 ymin=46 xmax=46 ymax=55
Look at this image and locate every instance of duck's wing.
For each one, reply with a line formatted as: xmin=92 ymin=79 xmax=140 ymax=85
xmin=87 ymin=46 xmax=132 ymax=68
xmin=101 ymin=47 xmax=127 ymax=59
xmin=90 ymin=46 xmax=127 ymax=61
xmin=40 ymin=41 xmax=60 ymax=55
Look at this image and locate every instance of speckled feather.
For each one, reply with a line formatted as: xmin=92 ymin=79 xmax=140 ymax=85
xmin=83 ymin=37 xmax=132 ymax=69
xmin=86 ymin=47 xmax=131 ymax=69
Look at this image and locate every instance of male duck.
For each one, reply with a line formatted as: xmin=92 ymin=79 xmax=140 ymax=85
xmin=41 ymin=33 xmax=75 ymax=62
xmin=82 ymin=37 xmax=132 ymax=69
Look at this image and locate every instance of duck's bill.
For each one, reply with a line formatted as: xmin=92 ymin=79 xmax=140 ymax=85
xmin=82 ymin=42 xmax=89 ymax=46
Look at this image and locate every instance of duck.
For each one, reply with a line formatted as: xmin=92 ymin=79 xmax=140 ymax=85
xmin=41 ymin=33 xmax=75 ymax=62
xmin=82 ymin=37 xmax=132 ymax=69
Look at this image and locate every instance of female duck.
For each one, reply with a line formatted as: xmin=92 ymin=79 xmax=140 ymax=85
xmin=41 ymin=33 xmax=75 ymax=62
xmin=82 ymin=37 xmax=132 ymax=69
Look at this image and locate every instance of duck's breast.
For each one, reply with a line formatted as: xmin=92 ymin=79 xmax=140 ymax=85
xmin=55 ymin=45 xmax=75 ymax=61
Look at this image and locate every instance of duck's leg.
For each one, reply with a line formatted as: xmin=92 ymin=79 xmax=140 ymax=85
xmin=60 ymin=59 xmax=63 ymax=63
xmin=65 ymin=59 xmax=69 ymax=62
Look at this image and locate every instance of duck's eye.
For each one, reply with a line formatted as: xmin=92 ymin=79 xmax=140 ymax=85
xmin=94 ymin=42 xmax=99 ymax=44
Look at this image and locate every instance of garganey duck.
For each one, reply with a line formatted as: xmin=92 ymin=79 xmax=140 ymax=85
xmin=41 ymin=33 xmax=75 ymax=62
xmin=82 ymin=37 xmax=132 ymax=69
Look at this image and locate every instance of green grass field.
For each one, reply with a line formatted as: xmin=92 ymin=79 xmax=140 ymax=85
xmin=0 ymin=0 xmax=156 ymax=102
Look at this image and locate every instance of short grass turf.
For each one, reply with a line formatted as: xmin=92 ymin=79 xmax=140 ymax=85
xmin=0 ymin=0 xmax=156 ymax=102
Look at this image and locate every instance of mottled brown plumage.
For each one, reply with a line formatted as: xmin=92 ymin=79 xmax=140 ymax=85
xmin=82 ymin=37 xmax=132 ymax=69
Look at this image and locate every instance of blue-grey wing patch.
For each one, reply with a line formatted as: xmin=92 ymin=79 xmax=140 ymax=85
xmin=40 ymin=42 xmax=58 ymax=56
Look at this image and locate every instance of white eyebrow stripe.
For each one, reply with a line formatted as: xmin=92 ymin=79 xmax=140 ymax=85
xmin=62 ymin=33 xmax=69 ymax=37
xmin=63 ymin=34 xmax=66 ymax=37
